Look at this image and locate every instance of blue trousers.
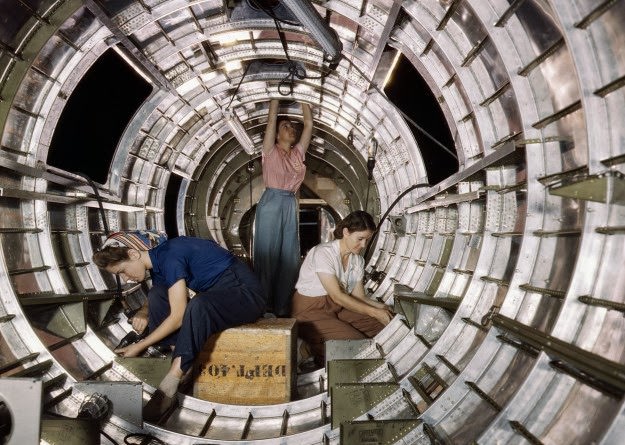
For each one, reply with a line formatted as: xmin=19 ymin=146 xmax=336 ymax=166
xmin=253 ymin=187 xmax=300 ymax=317
xmin=147 ymin=259 xmax=265 ymax=372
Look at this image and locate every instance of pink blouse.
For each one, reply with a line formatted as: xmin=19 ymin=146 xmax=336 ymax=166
xmin=262 ymin=143 xmax=306 ymax=192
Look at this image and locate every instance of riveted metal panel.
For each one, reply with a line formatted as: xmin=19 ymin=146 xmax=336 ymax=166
xmin=326 ymin=339 xmax=378 ymax=362
xmin=112 ymin=3 xmax=151 ymax=35
xmin=341 ymin=418 xmax=422 ymax=445
xmin=331 ymin=382 xmax=399 ymax=429
xmin=328 ymin=359 xmax=388 ymax=393
xmin=113 ymin=356 xmax=171 ymax=388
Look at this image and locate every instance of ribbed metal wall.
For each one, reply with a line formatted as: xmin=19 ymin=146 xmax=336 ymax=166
xmin=0 ymin=0 xmax=624 ymax=443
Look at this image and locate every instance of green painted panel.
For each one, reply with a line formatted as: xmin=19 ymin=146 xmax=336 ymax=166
xmin=341 ymin=418 xmax=422 ymax=445
xmin=328 ymin=359 xmax=388 ymax=394
xmin=549 ymin=174 xmax=625 ymax=204
xmin=331 ymin=383 xmax=399 ymax=429
xmin=115 ymin=356 xmax=171 ymax=388
xmin=41 ymin=418 xmax=99 ymax=445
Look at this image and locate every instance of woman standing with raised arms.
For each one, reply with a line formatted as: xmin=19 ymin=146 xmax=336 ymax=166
xmin=254 ymin=99 xmax=313 ymax=317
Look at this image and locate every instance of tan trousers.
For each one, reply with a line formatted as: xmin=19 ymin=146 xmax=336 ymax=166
xmin=291 ymin=291 xmax=385 ymax=365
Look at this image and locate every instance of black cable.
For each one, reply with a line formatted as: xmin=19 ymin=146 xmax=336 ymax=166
xmin=364 ymin=183 xmax=428 ymax=260
xmin=101 ymin=430 xmax=121 ymax=445
xmin=342 ymin=58 xmax=457 ymax=160
xmin=249 ymin=0 xmax=300 ymax=26
xmin=226 ymin=60 xmax=253 ymax=110
xmin=124 ymin=433 xmax=166 ymax=445
xmin=76 ymin=173 xmax=110 ymax=235
xmin=247 ymin=2 xmax=339 ymax=95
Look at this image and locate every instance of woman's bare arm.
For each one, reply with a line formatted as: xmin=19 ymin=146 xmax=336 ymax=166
xmin=298 ymin=103 xmax=313 ymax=152
xmin=115 ymin=279 xmax=188 ymax=356
xmin=317 ymin=272 xmax=394 ymax=325
xmin=262 ymin=99 xmax=280 ymax=154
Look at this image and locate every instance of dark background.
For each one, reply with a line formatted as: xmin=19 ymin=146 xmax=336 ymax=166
xmin=48 ymin=48 xmax=153 ymax=184
xmin=384 ymin=54 xmax=458 ymax=185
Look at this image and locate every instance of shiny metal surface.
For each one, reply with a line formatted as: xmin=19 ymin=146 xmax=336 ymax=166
xmin=0 ymin=0 xmax=624 ymax=443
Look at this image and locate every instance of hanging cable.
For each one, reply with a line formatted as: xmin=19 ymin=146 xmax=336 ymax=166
xmin=247 ymin=0 xmax=340 ymax=95
xmin=346 ymin=59 xmax=458 ymax=161
xmin=226 ymin=60 xmax=252 ymax=110
xmin=364 ymin=183 xmax=429 ymax=260
xmin=76 ymin=173 xmax=109 ymax=235
xmin=273 ymin=18 xmax=306 ymax=96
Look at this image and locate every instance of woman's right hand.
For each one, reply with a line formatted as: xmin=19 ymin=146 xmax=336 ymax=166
xmin=115 ymin=342 xmax=146 ymax=358
xmin=373 ymin=306 xmax=395 ymax=325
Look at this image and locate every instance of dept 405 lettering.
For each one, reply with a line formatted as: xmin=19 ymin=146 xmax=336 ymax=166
xmin=199 ymin=364 xmax=287 ymax=380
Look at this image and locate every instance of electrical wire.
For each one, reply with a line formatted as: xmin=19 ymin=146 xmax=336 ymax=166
xmin=124 ymin=433 xmax=166 ymax=445
xmin=226 ymin=60 xmax=252 ymax=110
xmin=347 ymin=60 xmax=458 ymax=160
xmin=249 ymin=0 xmax=300 ymax=27
xmin=76 ymin=173 xmax=126 ymax=311
xmin=101 ymin=430 xmax=121 ymax=445
xmin=247 ymin=0 xmax=339 ymax=95
xmin=76 ymin=173 xmax=109 ymax=235
xmin=364 ymin=183 xmax=428 ymax=260
xmin=249 ymin=0 xmax=454 ymax=160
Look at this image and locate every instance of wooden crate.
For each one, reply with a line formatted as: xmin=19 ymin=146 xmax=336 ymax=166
xmin=193 ymin=318 xmax=297 ymax=405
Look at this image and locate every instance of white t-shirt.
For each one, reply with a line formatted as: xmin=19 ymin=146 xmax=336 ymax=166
xmin=295 ymin=239 xmax=364 ymax=297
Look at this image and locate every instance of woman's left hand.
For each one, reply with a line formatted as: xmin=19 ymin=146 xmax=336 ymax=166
xmin=115 ymin=342 xmax=146 ymax=357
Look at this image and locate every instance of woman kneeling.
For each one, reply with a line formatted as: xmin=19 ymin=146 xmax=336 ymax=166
xmin=93 ymin=232 xmax=265 ymax=421
xmin=291 ymin=211 xmax=394 ymax=367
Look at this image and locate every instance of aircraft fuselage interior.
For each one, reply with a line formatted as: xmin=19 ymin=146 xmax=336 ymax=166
xmin=0 ymin=0 xmax=624 ymax=444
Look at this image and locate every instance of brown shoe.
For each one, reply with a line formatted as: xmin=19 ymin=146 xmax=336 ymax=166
xmin=142 ymin=390 xmax=178 ymax=423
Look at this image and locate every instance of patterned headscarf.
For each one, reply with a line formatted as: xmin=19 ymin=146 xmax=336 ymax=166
xmin=102 ymin=230 xmax=167 ymax=251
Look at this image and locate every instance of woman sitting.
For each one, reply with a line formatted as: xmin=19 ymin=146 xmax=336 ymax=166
xmin=93 ymin=231 xmax=265 ymax=421
xmin=291 ymin=211 xmax=394 ymax=367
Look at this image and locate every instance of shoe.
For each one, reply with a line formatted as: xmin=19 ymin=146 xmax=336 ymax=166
xmin=142 ymin=390 xmax=179 ymax=423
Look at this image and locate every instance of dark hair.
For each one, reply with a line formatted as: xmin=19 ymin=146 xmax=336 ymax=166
xmin=92 ymin=246 xmax=131 ymax=268
xmin=275 ymin=116 xmax=300 ymax=143
xmin=333 ymin=211 xmax=376 ymax=239
xmin=276 ymin=115 xmax=291 ymax=129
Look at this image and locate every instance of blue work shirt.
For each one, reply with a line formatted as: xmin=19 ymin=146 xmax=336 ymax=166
xmin=148 ymin=236 xmax=235 ymax=292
